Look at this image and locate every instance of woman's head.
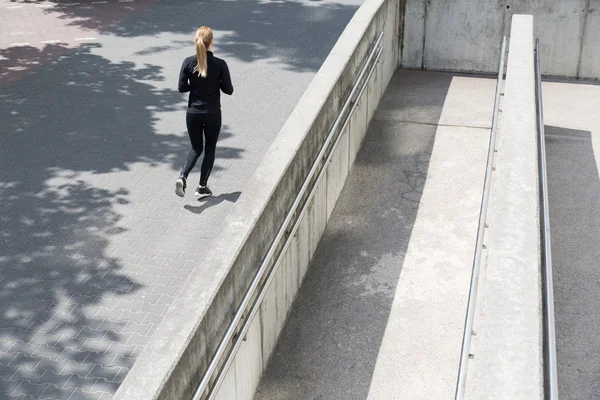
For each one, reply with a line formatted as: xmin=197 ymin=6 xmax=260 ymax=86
xmin=193 ymin=26 xmax=214 ymax=78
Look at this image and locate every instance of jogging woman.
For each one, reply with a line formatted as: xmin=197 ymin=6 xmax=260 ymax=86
xmin=175 ymin=26 xmax=233 ymax=198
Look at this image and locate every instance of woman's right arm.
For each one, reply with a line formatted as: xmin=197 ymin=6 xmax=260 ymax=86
xmin=220 ymin=60 xmax=234 ymax=95
xmin=178 ymin=59 xmax=190 ymax=93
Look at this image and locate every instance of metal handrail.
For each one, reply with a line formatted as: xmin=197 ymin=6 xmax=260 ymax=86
xmin=535 ymin=38 xmax=559 ymax=400
xmin=191 ymin=31 xmax=385 ymax=400
xmin=204 ymin=45 xmax=384 ymax=400
xmin=455 ymin=35 xmax=507 ymax=400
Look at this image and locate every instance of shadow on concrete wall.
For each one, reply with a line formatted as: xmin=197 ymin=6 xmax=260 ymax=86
xmin=254 ymin=71 xmax=456 ymax=399
xmin=545 ymin=125 xmax=600 ymax=400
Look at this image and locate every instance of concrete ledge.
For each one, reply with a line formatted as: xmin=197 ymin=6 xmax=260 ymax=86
xmin=113 ymin=0 xmax=401 ymax=399
xmin=464 ymin=14 xmax=543 ymax=400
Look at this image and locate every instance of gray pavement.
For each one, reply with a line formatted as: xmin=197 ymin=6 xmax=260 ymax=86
xmin=542 ymin=81 xmax=600 ymax=400
xmin=0 ymin=0 xmax=362 ymax=398
xmin=254 ymin=70 xmax=493 ymax=399
xmin=546 ymin=126 xmax=600 ymax=400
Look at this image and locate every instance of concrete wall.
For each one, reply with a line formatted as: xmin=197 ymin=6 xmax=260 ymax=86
xmin=401 ymin=0 xmax=600 ymax=80
xmin=113 ymin=0 xmax=401 ymax=399
xmin=463 ymin=15 xmax=543 ymax=399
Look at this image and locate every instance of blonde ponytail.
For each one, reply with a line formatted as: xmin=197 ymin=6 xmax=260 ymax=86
xmin=194 ymin=40 xmax=208 ymax=78
xmin=193 ymin=26 xmax=213 ymax=78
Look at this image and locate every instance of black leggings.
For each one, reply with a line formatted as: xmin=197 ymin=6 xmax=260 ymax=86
xmin=180 ymin=112 xmax=222 ymax=186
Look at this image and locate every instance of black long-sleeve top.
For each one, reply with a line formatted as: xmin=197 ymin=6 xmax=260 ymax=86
xmin=178 ymin=51 xmax=233 ymax=114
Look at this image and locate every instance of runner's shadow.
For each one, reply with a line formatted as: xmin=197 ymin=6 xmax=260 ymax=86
xmin=183 ymin=191 xmax=242 ymax=214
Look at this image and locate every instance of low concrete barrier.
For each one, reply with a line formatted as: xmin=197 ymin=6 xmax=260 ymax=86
xmin=401 ymin=0 xmax=600 ymax=80
xmin=113 ymin=0 xmax=401 ymax=399
xmin=463 ymin=15 xmax=543 ymax=399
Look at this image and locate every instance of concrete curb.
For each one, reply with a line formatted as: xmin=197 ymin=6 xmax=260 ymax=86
xmin=464 ymin=14 xmax=544 ymax=400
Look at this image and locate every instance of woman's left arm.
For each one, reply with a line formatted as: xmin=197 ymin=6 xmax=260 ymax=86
xmin=178 ymin=59 xmax=190 ymax=93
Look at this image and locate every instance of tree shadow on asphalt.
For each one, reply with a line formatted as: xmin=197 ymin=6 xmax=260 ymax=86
xmin=0 ymin=0 xmax=358 ymax=396
xmin=0 ymin=43 xmax=70 ymax=85
xmin=119 ymin=0 xmax=359 ymax=73
xmin=5 ymin=0 xmax=359 ymax=73
xmin=0 ymin=42 xmax=244 ymax=397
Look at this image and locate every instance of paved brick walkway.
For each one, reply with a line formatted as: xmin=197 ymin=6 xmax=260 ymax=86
xmin=0 ymin=0 xmax=361 ymax=398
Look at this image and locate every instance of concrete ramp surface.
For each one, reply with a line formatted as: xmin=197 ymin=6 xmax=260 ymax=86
xmin=254 ymin=70 xmax=495 ymax=400
xmin=542 ymin=80 xmax=600 ymax=400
